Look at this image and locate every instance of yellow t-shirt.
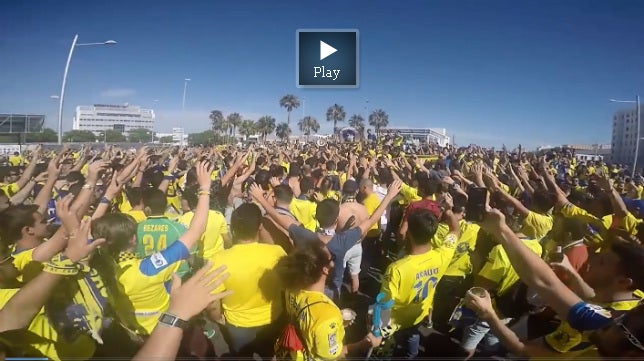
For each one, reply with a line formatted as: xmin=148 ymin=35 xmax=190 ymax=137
xmin=179 ymin=210 xmax=228 ymax=260
xmin=478 ymin=238 xmax=542 ymax=296
xmin=400 ymin=183 xmax=422 ymax=205
xmin=432 ymin=220 xmax=480 ymax=277
xmin=543 ymin=297 xmax=641 ymax=355
xmin=284 ymin=289 xmax=344 ymax=361
xmin=117 ymin=257 xmax=180 ymax=334
xmin=212 ymin=242 xmax=285 ymax=327
xmin=290 ymin=198 xmax=318 ymax=232
xmin=8 ymin=155 xmax=22 ymax=166
xmin=520 ymin=211 xmax=553 ymax=240
xmin=0 ymin=289 xmax=95 ymax=361
xmin=0 ymin=182 xmax=19 ymax=197
xmin=126 ymin=209 xmax=148 ymax=223
xmin=382 ymin=233 xmax=458 ymax=329
xmin=362 ymin=193 xmax=381 ymax=237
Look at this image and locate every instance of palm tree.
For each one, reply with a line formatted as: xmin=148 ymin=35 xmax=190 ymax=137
xmin=326 ymin=104 xmax=346 ymax=138
xmin=275 ymin=122 xmax=292 ymax=142
xmin=239 ymin=119 xmax=257 ymax=141
xmin=368 ymin=109 xmax=389 ymax=139
xmin=279 ymin=94 xmax=301 ymax=124
xmin=226 ymin=112 xmax=242 ymax=143
xmin=348 ymin=114 xmax=365 ymax=140
xmin=256 ymin=115 xmax=276 ymax=142
xmin=209 ymin=110 xmax=225 ymax=135
xmin=298 ymin=116 xmax=320 ymax=142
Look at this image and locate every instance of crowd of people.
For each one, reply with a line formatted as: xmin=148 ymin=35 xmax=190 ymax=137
xmin=0 ymin=138 xmax=643 ymax=361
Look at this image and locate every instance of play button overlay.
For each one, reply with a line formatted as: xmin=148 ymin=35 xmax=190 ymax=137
xmin=297 ymin=29 xmax=359 ymax=88
xmin=320 ymin=41 xmax=337 ymax=60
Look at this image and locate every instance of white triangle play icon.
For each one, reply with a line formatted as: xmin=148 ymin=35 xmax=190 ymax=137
xmin=320 ymin=40 xmax=337 ymax=60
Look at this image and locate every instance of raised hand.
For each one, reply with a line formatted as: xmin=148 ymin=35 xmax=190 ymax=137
xmin=167 ymin=262 xmax=232 ymax=320
xmin=87 ymin=160 xmax=109 ymax=180
xmin=63 ymin=218 xmax=106 ymax=263
xmin=386 ymin=179 xmax=403 ymax=198
xmin=196 ymin=161 xmax=214 ymax=191
xmin=104 ymin=171 xmax=124 ymax=199
xmin=463 ymin=288 xmax=495 ymax=321
xmin=55 ymin=194 xmax=78 ymax=230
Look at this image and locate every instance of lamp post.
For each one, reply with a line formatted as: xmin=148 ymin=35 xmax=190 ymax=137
xmin=610 ymin=96 xmax=641 ymax=176
xmin=57 ymin=35 xmax=117 ymax=144
xmin=182 ymin=78 xmax=191 ymax=110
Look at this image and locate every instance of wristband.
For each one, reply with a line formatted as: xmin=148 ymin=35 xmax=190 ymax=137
xmin=82 ymin=184 xmax=95 ymax=190
xmin=100 ymin=196 xmax=111 ymax=204
xmin=198 ymin=191 xmax=211 ymax=196
xmin=164 ymin=175 xmax=176 ymax=181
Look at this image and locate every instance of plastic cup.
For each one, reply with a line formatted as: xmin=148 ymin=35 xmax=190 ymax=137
xmin=468 ymin=286 xmax=487 ymax=298
xmin=341 ymin=308 xmax=357 ymax=321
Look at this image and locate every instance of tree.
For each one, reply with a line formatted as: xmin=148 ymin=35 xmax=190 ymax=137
xmin=188 ymin=131 xmax=215 ymax=145
xmin=275 ymin=122 xmax=292 ymax=142
xmin=100 ymin=129 xmax=126 ymax=142
xmin=348 ymin=114 xmax=365 ymax=140
xmin=256 ymin=115 xmax=276 ymax=142
xmin=63 ymin=130 xmax=96 ymax=143
xmin=25 ymin=128 xmax=57 ymax=143
xmin=298 ymin=116 xmax=320 ymax=142
xmin=368 ymin=109 xmax=389 ymax=139
xmin=239 ymin=119 xmax=257 ymax=140
xmin=326 ymin=104 xmax=346 ymax=137
xmin=279 ymin=94 xmax=300 ymax=124
xmin=226 ymin=112 xmax=242 ymax=142
xmin=159 ymin=136 xmax=174 ymax=144
xmin=209 ymin=110 xmax=225 ymax=135
xmin=128 ymin=128 xmax=152 ymax=143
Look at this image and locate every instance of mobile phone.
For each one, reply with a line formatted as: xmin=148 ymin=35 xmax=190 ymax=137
xmin=465 ymin=187 xmax=488 ymax=222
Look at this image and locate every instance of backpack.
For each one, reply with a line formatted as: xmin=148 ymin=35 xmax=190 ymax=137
xmin=274 ymin=301 xmax=325 ymax=360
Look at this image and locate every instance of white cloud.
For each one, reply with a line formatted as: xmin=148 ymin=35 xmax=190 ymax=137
xmin=100 ymin=88 xmax=137 ymax=98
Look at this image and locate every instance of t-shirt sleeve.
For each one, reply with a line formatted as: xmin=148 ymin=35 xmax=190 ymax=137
xmin=566 ymin=302 xmax=613 ymax=331
xmin=139 ymin=241 xmax=190 ymax=276
xmin=288 ymin=224 xmax=316 ymax=246
xmin=477 ymin=246 xmax=507 ymax=285
xmin=381 ymin=264 xmax=401 ymax=302
xmin=313 ymin=316 xmax=345 ymax=360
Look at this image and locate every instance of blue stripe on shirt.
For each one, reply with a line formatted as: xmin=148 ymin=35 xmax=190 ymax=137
xmin=139 ymin=241 xmax=190 ymax=276
xmin=567 ymin=301 xmax=613 ymax=331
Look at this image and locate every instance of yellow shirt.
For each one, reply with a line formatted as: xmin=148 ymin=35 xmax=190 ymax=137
xmin=543 ymin=297 xmax=641 ymax=355
xmin=285 ymin=289 xmax=344 ymax=361
xmin=126 ymin=209 xmax=148 ymax=223
xmin=362 ymin=192 xmax=381 ymax=236
xmin=212 ymin=242 xmax=285 ymax=327
xmin=0 ymin=182 xmax=19 ymax=197
xmin=432 ymin=220 xmax=480 ymax=277
xmin=290 ymin=198 xmax=318 ymax=232
xmin=8 ymin=155 xmax=22 ymax=166
xmin=478 ymin=238 xmax=542 ymax=296
xmin=382 ymin=233 xmax=458 ymax=329
xmin=0 ymin=289 xmax=95 ymax=361
xmin=117 ymin=258 xmax=180 ymax=334
xmin=179 ymin=210 xmax=228 ymax=260
xmin=400 ymin=183 xmax=422 ymax=204
xmin=520 ymin=211 xmax=553 ymax=240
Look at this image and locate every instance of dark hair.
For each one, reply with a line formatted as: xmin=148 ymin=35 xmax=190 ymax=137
xmin=276 ymin=240 xmax=330 ymax=290
xmin=142 ymin=188 xmax=167 ymax=215
xmin=0 ymin=205 xmax=39 ymax=244
xmin=406 ymin=209 xmax=439 ymax=245
xmin=300 ymin=177 xmax=315 ymax=195
xmin=142 ymin=168 xmax=164 ymax=188
xmin=65 ymin=171 xmax=85 ymax=185
xmin=288 ymin=164 xmax=301 ymax=178
xmin=452 ymin=192 xmax=468 ymax=214
xmin=273 ymin=184 xmax=294 ymax=204
xmin=255 ymin=170 xmax=271 ymax=191
xmin=417 ymin=174 xmax=438 ymax=198
xmin=611 ymin=241 xmax=644 ymax=291
xmin=125 ymin=187 xmax=144 ymax=206
xmin=183 ymin=185 xmax=199 ymax=210
xmin=89 ymin=213 xmax=145 ymax=334
xmin=231 ymin=203 xmax=262 ymax=241
xmin=326 ymin=160 xmax=336 ymax=171
xmin=532 ymin=190 xmax=556 ymax=213
xmin=316 ymin=199 xmax=340 ymax=228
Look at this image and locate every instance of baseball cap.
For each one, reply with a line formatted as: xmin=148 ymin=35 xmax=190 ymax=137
xmin=342 ymin=179 xmax=358 ymax=195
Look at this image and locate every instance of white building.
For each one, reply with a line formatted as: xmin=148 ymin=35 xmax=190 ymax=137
xmin=73 ymin=104 xmax=155 ymax=135
xmin=611 ymin=107 xmax=640 ymax=166
xmin=386 ymin=127 xmax=451 ymax=147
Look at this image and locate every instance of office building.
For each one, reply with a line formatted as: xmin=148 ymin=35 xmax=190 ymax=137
xmin=611 ymin=107 xmax=641 ymax=166
xmin=73 ymin=104 xmax=155 ymax=135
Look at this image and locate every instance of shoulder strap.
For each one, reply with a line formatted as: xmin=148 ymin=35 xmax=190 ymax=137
xmin=292 ymin=300 xmax=328 ymax=355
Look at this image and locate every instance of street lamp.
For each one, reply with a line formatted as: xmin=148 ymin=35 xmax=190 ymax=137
xmin=57 ymin=34 xmax=117 ymax=144
xmin=610 ymin=96 xmax=641 ymax=176
xmin=182 ymin=78 xmax=191 ymax=110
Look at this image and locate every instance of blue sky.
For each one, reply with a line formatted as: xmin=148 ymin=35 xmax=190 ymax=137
xmin=1 ymin=0 xmax=643 ymax=148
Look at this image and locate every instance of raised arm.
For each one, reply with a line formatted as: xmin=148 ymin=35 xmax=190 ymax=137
xmin=480 ymin=209 xmax=581 ymax=321
xmin=15 ymin=146 xmax=42 ymax=190
xmin=33 ymin=158 xmax=62 ymax=215
xmin=250 ymin=183 xmax=299 ymax=231
xmin=70 ymin=160 xmax=108 ymax=218
xmin=177 ymin=161 xmax=213 ymax=250
xmin=357 ymin=180 xmax=402 ymax=237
